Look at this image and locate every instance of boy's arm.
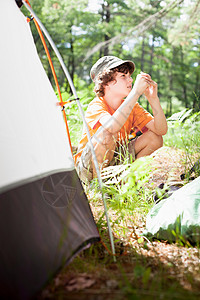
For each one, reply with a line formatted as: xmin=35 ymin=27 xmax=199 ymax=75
xmin=99 ymin=73 xmax=152 ymax=134
xmin=144 ymin=80 xmax=168 ymax=136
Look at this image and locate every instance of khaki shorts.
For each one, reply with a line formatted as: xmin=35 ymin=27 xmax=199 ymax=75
xmin=76 ymin=143 xmax=93 ymax=184
xmin=76 ymin=138 xmax=136 ymax=184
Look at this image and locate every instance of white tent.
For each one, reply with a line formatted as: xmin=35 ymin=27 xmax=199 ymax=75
xmin=0 ymin=0 xmax=99 ymax=298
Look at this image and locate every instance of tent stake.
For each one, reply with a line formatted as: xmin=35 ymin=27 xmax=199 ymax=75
xmin=22 ymin=0 xmax=116 ymax=262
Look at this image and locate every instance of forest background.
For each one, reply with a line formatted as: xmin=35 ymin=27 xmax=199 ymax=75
xmin=23 ymin=0 xmax=200 ymax=145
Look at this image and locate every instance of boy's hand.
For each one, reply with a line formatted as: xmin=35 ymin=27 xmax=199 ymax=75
xmin=144 ymin=80 xmax=159 ymax=103
xmin=132 ymin=72 xmax=152 ymax=96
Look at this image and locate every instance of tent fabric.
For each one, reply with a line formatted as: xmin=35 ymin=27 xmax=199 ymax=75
xmin=0 ymin=1 xmax=99 ymax=299
xmin=0 ymin=170 xmax=99 ymax=299
xmin=0 ymin=0 xmax=74 ymax=192
xmin=143 ymin=176 xmax=200 ymax=244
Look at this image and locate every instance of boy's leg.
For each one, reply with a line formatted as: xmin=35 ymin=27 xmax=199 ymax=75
xmin=91 ymin=126 xmax=117 ymax=177
xmin=76 ymin=126 xmax=116 ymax=183
xmin=111 ymin=139 xmax=136 ymax=165
xmin=127 ymin=139 xmax=136 ymax=161
xmin=134 ymin=130 xmax=163 ymax=158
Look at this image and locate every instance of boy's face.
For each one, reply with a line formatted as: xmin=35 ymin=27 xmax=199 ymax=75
xmin=107 ymin=71 xmax=133 ymax=98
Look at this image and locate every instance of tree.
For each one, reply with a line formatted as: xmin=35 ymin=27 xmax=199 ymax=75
xmin=21 ymin=0 xmax=200 ymax=113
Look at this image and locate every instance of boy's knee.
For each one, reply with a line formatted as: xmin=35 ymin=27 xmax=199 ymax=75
xmin=157 ymin=135 xmax=163 ymax=148
xmin=94 ymin=127 xmax=116 ymax=146
xmin=149 ymin=131 xmax=163 ymax=150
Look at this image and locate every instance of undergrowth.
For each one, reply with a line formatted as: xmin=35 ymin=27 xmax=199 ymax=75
xmin=38 ymin=108 xmax=200 ymax=300
xmin=67 ymin=107 xmax=200 ymax=240
xmin=164 ymin=109 xmax=200 ymax=179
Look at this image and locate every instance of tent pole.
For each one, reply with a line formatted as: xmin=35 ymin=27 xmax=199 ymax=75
xmin=22 ymin=0 xmax=116 ymax=262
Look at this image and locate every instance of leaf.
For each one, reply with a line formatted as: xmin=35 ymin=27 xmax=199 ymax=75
xmin=138 ymin=237 xmax=144 ymax=244
xmin=65 ymin=273 xmax=96 ymax=291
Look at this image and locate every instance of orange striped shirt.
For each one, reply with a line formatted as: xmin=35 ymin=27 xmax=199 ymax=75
xmin=74 ymin=97 xmax=153 ymax=162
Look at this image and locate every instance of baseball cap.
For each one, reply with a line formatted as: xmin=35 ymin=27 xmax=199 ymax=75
xmin=90 ymin=56 xmax=135 ymax=82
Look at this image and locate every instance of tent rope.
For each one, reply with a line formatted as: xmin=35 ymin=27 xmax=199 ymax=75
xmin=22 ymin=0 xmax=116 ymax=261
xmin=26 ymin=2 xmax=73 ymax=156
xmin=56 ymin=97 xmax=80 ymax=107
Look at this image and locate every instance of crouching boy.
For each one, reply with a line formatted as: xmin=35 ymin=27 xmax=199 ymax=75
xmin=74 ymin=56 xmax=168 ymax=183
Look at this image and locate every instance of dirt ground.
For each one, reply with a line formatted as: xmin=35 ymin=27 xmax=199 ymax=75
xmin=37 ymin=147 xmax=200 ymax=300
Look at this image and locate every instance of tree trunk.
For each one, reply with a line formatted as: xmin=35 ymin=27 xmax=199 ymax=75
xmin=180 ymin=47 xmax=188 ymax=108
xmin=100 ymin=2 xmax=110 ymax=56
xmin=193 ymin=65 xmax=200 ymax=111
xmin=104 ymin=2 xmax=110 ymax=56
xmin=140 ymin=35 xmax=145 ymax=71
xmin=149 ymin=36 xmax=154 ymax=77
xmin=169 ymin=72 xmax=173 ymax=115
xmin=168 ymin=46 xmax=176 ymax=116
xmin=65 ymin=26 xmax=75 ymax=95
xmin=70 ymin=26 xmax=75 ymax=83
xmin=146 ymin=35 xmax=155 ymax=111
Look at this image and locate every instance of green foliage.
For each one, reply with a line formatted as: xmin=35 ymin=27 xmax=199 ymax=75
xmin=168 ymin=0 xmax=200 ymax=47
xmin=164 ymin=109 xmax=200 ymax=178
xmin=21 ymin=0 xmax=200 ymax=115
xmin=99 ymin=157 xmax=154 ymax=216
xmin=164 ymin=109 xmax=200 ymax=151
xmin=84 ymin=109 xmax=200 ymax=246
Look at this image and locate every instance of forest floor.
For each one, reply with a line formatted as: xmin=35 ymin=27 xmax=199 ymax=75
xmin=38 ymin=146 xmax=200 ymax=300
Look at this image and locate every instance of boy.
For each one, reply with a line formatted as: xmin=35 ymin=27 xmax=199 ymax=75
xmin=74 ymin=56 xmax=168 ymax=183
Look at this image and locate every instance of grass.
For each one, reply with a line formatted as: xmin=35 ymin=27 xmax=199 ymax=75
xmin=164 ymin=109 xmax=200 ymax=179
xmin=37 ymin=107 xmax=200 ymax=300
xmin=38 ymin=236 xmax=200 ymax=300
xmin=66 ymin=105 xmax=200 ymax=246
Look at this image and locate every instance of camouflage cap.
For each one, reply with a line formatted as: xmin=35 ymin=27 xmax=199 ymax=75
xmin=90 ymin=55 xmax=135 ymax=82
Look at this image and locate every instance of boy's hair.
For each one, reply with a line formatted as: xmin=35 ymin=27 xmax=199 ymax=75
xmin=94 ymin=62 xmax=132 ymax=98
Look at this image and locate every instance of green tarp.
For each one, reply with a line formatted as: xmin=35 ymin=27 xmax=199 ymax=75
xmin=144 ymin=176 xmax=200 ymax=244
